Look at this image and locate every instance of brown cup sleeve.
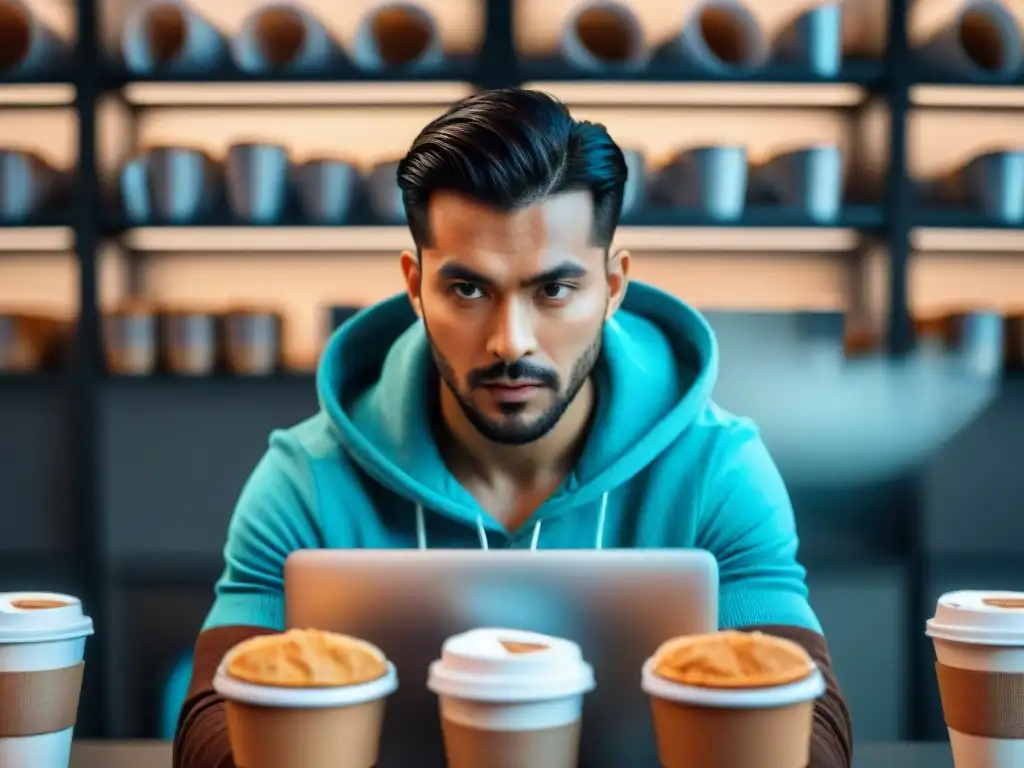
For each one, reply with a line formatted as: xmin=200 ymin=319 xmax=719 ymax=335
xmin=0 ymin=662 xmax=84 ymax=737
xmin=936 ymin=662 xmax=1024 ymax=738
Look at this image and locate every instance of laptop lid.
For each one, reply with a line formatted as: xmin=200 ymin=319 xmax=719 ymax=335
xmin=285 ymin=549 xmax=718 ymax=768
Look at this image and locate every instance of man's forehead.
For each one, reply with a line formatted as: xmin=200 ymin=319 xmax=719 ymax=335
xmin=426 ymin=190 xmax=594 ymax=253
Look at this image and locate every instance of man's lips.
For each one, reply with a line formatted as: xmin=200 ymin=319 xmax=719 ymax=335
xmin=480 ymin=382 xmax=543 ymax=403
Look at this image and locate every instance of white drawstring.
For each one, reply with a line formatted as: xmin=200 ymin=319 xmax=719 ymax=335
xmin=475 ymin=514 xmax=489 ymax=550
xmin=414 ymin=492 xmax=608 ymax=551
xmin=594 ymin=492 xmax=608 ymax=550
xmin=530 ymin=519 xmax=542 ymax=550
xmin=415 ymin=502 xmax=427 ymax=549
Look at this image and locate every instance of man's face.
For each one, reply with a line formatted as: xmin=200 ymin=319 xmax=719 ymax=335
xmin=402 ymin=190 xmax=627 ymax=445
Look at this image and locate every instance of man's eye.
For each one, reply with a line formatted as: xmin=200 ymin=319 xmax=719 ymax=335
xmin=453 ymin=282 xmax=484 ymax=300
xmin=541 ymin=283 xmax=572 ymax=300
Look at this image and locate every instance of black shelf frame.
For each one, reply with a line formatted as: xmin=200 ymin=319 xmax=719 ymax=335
xmin=70 ymin=0 xmax=108 ymax=739
xmin=881 ymin=0 xmax=929 ymax=741
xmin=5 ymin=0 xmax=1018 ymax=741
xmin=622 ymin=205 xmax=886 ymax=229
xmin=911 ymin=70 xmax=1024 ymax=87
xmin=913 ymin=209 xmax=1024 ymax=229
xmin=884 ymin=0 xmax=913 ymax=357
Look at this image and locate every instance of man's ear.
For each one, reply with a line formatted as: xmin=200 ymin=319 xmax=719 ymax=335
xmin=400 ymin=250 xmax=422 ymax=317
xmin=605 ymin=249 xmax=631 ymax=319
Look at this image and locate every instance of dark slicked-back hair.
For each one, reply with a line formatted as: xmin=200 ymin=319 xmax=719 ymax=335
xmin=397 ymin=88 xmax=628 ymax=250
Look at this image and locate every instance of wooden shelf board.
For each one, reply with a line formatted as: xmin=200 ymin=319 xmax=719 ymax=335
xmin=126 ymin=80 xmax=869 ymax=109
xmin=522 ymin=81 xmax=867 ymax=107
xmin=121 ymin=81 xmax=475 ymax=107
xmin=911 ymin=85 xmax=1024 ymax=108
xmin=912 ymin=228 xmax=1024 ymax=252
xmin=0 ymin=227 xmax=74 ymax=251
xmin=910 ymin=252 xmax=1024 ymax=313
xmin=123 ymin=225 xmax=862 ymax=253
xmin=0 ymin=83 xmax=74 ymax=106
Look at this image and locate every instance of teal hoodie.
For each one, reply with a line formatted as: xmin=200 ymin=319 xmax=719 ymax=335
xmin=204 ymin=281 xmax=821 ymax=635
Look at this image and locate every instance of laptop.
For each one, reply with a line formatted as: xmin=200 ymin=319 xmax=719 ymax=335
xmin=285 ymin=549 xmax=718 ymax=768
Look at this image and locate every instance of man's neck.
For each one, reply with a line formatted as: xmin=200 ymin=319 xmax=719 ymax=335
xmin=437 ymin=379 xmax=595 ymax=489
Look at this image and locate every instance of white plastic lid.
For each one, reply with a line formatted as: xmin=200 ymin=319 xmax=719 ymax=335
xmin=0 ymin=593 xmax=94 ymax=644
xmin=213 ymin=659 xmax=399 ymax=709
xmin=426 ymin=627 xmax=595 ymax=703
xmin=927 ymin=590 xmax=1024 ymax=646
xmin=640 ymin=657 xmax=826 ymax=709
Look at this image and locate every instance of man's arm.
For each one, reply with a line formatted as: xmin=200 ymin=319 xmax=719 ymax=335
xmin=697 ymin=419 xmax=853 ymax=768
xmin=174 ymin=626 xmax=275 ymax=768
xmin=740 ymin=623 xmax=852 ymax=768
xmin=173 ymin=441 xmax=322 ymax=768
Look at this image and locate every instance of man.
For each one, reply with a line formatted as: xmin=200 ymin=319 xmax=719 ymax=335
xmin=174 ymin=88 xmax=852 ymax=767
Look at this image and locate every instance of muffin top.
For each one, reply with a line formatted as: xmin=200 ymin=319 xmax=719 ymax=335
xmin=652 ymin=630 xmax=814 ymax=689
xmin=225 ymin=628 xmax=388 ymax=688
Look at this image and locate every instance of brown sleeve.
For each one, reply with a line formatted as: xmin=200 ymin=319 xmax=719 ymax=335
xmin=172 ymin=625 xmax=279 ymax=768
xmin=738 ymin=624 xmax=853 ymax=768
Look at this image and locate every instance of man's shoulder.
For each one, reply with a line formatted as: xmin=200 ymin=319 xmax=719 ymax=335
xmin=631 ymin=403 xmax=763 ymax=505
xmin=234 ymin=411 xmax=368 ymax=541
xmin=268 ymin=410 xmax=345 ymax=463
xmin=691 ymin=400 xmax=757 ymax=436
xmin=257 ymin=411 xmax=374 ymax=511
xmin=664 ymin=401 xmax=761 ymax=462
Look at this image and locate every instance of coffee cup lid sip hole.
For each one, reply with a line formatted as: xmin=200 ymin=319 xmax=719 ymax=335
xmin=927 ymin=590 xmax=1024 ymax=646
xmin=0 ymin=593 xmax=94 ymax=644
xmin=427 ymin=627 xmax=595 ymax=702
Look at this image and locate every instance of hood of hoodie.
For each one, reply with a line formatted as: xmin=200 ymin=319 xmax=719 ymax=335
xmin=317 ymin=281 xmax=718 ymax=528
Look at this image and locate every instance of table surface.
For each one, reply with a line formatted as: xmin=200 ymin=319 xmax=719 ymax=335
xmin=69 ymin=740 xmax=955 ymax=768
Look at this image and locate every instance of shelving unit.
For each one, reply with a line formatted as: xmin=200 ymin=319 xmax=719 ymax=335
xmin=2 ymin=0 xmax=1023 ymax=743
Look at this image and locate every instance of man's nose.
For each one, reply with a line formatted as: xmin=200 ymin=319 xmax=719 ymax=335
xmin=486 ymin=298 xmax=537 ymax=362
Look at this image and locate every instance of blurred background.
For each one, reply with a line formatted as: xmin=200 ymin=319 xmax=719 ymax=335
xmin=1 ymin=0 xmax=1023 ymax=748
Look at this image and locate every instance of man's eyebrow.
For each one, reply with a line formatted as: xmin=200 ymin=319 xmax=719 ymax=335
xmin=437 ymin=262 xmax=491 ymax=284
xmin=436 ymin=261 xmax=588 ymax=287
xmin=523 ymin=262 xmax=588 ymax=285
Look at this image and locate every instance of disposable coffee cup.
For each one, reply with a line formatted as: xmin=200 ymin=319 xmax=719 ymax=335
xmin=213 ymin=637 xmax=398 ymax=768
xmin=641 ymin=636 xmax=826 ymax=768
xmin=426 ymin=627 xmax=596 ymax=768
xmin=0 ymin=593 xmax=94 ymax=768
xmin=927 ymin=590 xmax=1024 ymax=767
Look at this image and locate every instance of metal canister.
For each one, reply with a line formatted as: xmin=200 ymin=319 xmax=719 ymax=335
xmin=160 ymin=309 xmax=219 ymax=375
xmin=103 ymin=304 xmax=158 ymax=375
xmin=223 ymin=308 xmax=282 ymax=376
xmin=0 ymin=312 xmax=63 ymax=372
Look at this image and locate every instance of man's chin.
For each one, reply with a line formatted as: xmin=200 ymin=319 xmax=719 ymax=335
xmin=480 ymin=414 xmax=535 ymax=433
xmin=482 ymin=429 xmax=547 ymax=446
xmin=470 ymin=397 xmax=539 ymax=421
xmin=471 ymin=414 xmax=549 ymax=445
